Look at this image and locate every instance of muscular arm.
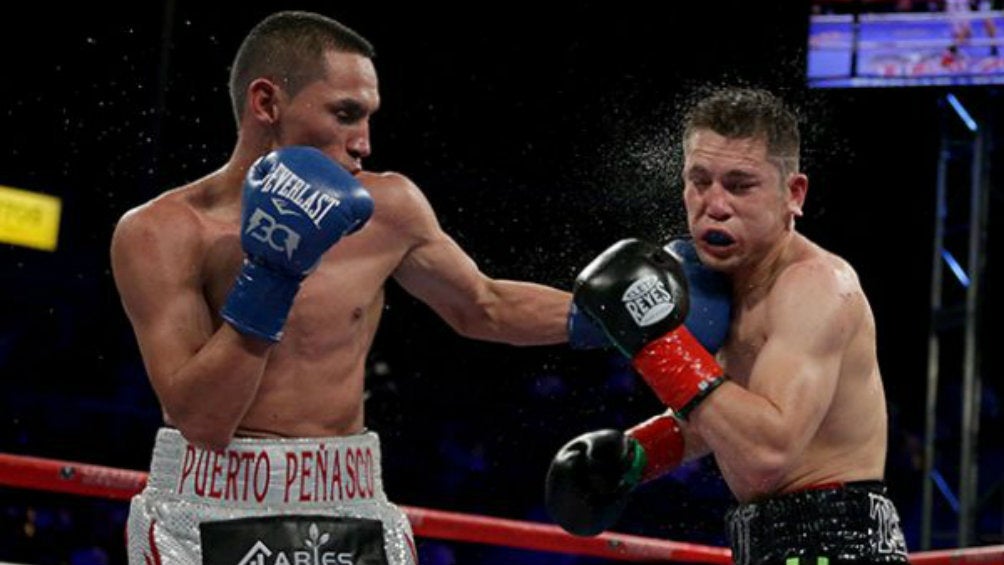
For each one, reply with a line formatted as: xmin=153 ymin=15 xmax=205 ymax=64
xmin=681 ymin=420 xmax=713 ymax=462
xmin=389 ymin=176 xmax=570 ymax=345
xmin=111 ymin=203 xmax=270 ymax=450
xmin=687 ymin=261 xmax=859 ymax=498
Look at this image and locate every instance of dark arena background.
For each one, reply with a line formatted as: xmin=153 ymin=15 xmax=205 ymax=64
xmin=2 ymin=1 xmax=1003 ymax=564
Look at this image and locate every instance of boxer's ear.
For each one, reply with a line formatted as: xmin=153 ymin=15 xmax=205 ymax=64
xmin=247 ymin=78 xmax=282 ymax=125
xmin=786 ymin=173 xmax=807 ymax=222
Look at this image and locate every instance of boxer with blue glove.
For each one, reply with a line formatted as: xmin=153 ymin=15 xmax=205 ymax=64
xmin=113 ymin=13 xmax=593 ymax=565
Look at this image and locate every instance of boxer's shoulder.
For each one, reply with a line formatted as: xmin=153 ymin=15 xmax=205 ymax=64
xmin=356 ymin=170 xmax=439 ymax=234
xmin=113 ymin=181 xmax=221 ymax=264
xmin=775 ymin=246 xmax=861 ymax=302
xmin=765 ymin=251 xmax=866 ymax=340
xmin=356 ymin=170 xmax=423 ymax=207
xmin=356 ymin=169 xmax=413 ymax=189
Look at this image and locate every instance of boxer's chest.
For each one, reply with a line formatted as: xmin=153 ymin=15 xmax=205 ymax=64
xmin=200 ymin=215 xmax=407 ymax=338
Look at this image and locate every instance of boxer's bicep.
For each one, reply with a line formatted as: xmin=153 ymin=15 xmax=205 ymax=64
xmin=380 ymin=176 xmax=497 ymax=334
xmin=111 ymin=206 xmax=214 ymax=386
xmin=398 ymin=237 xmax=571 ymax=344
xmin=742 ymin=337 xmax=841 ymax=458
xmin=746 ymin=263 xmax=859 ymax=453
xmin=389 ymin=177 xmax=567 ymax=343
xmin=395 ymin=226 xmax=496 ymax=336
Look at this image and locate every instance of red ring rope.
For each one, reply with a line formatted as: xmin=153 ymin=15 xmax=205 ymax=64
xmin=1 ymin=453 xmax=1001 ymax=564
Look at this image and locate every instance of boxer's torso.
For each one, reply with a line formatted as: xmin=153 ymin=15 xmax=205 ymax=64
xmin=159 ymin=170 xmax=421 ymax=438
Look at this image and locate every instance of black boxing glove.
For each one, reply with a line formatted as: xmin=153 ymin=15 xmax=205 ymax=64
xmin=545 ymin=415 xmax=685 ymax=536
xmin=574 ymin=239 xmax=725 ymax=418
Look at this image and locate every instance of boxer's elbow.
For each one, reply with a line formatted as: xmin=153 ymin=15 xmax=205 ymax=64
xmin=167 ymin=411 xmax=236 ymax=451
xmin=733 ymin=438 xmax=800 ymax=497
xmin=739 ymin=449 xmax=790 ymax=496
xmin=178 ymin=425 xmax=234 ymax=452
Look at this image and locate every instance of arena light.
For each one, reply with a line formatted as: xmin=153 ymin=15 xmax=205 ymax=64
xmin=931 ymin=468 xmax=961 ymax=512
xmin=941 ymin=249 xmax=971 ymax=288
xmin=946 ymin=93 xmax=978 ymax=133
xmin=0 ymin=184 xmax=62 ymax=251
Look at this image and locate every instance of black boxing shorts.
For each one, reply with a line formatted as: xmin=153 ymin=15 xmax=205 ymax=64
xmin=725 ymin=481 xmax=909 ymax=565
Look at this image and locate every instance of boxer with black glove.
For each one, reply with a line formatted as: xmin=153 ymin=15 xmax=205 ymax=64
xmin=545 ymin=414 xmax=685 ymax=536
xmin=547 ymin=237 xmax=731 ymax=536
xmin=573 ymin=238 xmax=727 ymax=418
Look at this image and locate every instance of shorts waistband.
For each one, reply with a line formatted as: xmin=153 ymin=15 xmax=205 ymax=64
xmin=144 ymin=427 xmax=387 ymax=509
xmin=788 ymin=479 xmax=887 ymax=495
xmin=726 ymin=480 xmax=908 ymax=564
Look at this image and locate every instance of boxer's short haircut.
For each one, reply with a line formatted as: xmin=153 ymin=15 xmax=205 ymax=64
xmin=683 ymin=88 xmax=800 ymax=178
xmin=229 ymin=11 xmax=376 ymax=124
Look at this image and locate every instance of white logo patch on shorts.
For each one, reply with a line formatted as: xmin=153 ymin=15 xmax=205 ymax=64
xmin=622 ymin=275 xmax=676 ymax=327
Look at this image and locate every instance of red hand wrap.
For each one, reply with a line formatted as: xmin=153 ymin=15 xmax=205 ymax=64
xmin=626 ymin=415 xmax=684 ymax=482
xmin=631 ymin=326 xmax=724 ymax=417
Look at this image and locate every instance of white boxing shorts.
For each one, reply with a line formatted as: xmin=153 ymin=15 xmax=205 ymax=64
xmin=127 ymin=428 xmax=416 ymax=565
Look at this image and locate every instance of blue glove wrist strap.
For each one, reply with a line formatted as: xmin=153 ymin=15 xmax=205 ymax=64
xmin=221 ymin=259 xmax=302 ymax=342
xmin=568 ymin=302 xmax=611 ymax=350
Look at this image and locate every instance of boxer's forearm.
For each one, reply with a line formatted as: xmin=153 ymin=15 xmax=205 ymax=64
xmin=151 ymin=324 xmax=272 ymax=450
xmin=455 ymin=280 xmax=571 ymax=346
xmin=680 ymin=418 xmax=713 ymax=462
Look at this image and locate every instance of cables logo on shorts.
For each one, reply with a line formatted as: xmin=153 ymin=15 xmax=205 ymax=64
xmin=235 ymin=523 xmax=354 ymax=565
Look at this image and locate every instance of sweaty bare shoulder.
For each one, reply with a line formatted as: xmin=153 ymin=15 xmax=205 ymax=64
xmin=111 ymin=191 xmax=208 ymax=320
xmin=113 ymin=192 xmax=205 ymax=261
xmin=767 ymin=252 xmax=866 ymax=352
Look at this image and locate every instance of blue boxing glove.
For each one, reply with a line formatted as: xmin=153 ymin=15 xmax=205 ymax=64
xmin=222 ymin=146 xmax=374 ymax=342
xmin=568 ymin=302 xmax=610 ymax=349
xmin=664 ymin=237 xmax=732 ymax=352
xmin=568 ymin=237 xmax=731 ymax=352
